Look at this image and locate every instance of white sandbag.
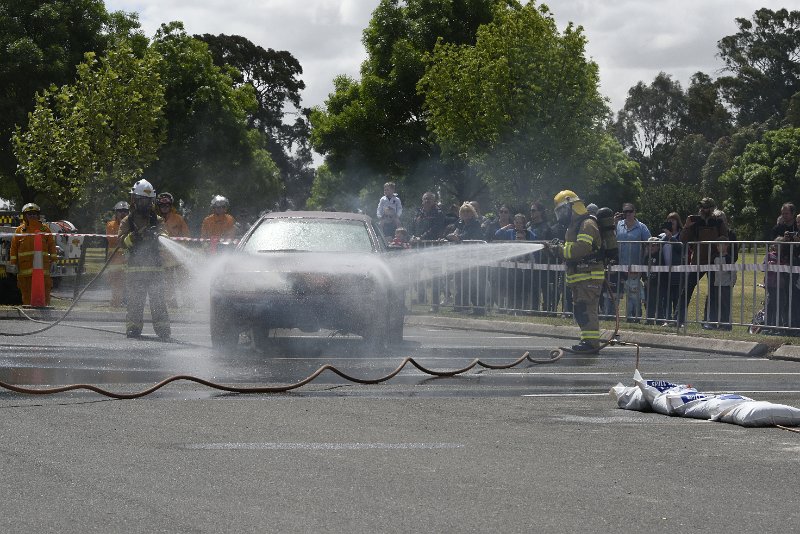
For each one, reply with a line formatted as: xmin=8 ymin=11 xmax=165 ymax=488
xmin=712 ymin=400 xmax=800 ymax=427
xmin=618 ymin=371 xmax=800 ymax=427
xmin=609 ymin=383 xmax=649 ymax=411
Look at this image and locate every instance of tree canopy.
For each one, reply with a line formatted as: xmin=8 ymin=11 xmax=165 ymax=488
xmin=420 ymin=1 xmax=628 ymax=206
xmin=12 ymin=40 xmax=165 ymax=221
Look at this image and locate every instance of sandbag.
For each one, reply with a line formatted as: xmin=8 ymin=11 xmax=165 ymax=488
xmin=609 ymin=371 xmax=800 ymax=427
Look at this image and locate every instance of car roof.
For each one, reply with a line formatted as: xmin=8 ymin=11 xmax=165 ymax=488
xmin=260 ymin=211 xmax=373 ymax=223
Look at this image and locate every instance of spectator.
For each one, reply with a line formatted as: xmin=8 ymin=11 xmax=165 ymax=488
xmin=411 ymin=192 xmax=446 ymax=241
xmin=446 ymin=202 xmax=486 ymax=314
xmin=772 ymin=202 xmax=797 ymax=239
xmin=644 ymin=236 xmax=666 ymax=324
xmin=705 ymin=236 xmax=735 ymax=330
xmin=484 ymin=205 xmax=511 ymax=242
xmin=389 ymin=227 xmax=411 ymax=249
xmin=676 ymin=197 xmax=729 ymax=327
xmin=379 ymin=205 xmax=399 ymax=238
xmin=764 ymin=240 xmax=786 ymax=333
xmin=410 ymin=192 xmax=446 ymax=312
xmin=376 ymin=181 xmax=402 ymax=221
xmin=495 ymin=213 xmax=537 ymax=310
xmin=659 ymin=212 xmax=684 ymax=326
xmin=484 ymin=205 xmax=512 ymax=311
xmin=615 ymin=202 xmax=651 ymax=323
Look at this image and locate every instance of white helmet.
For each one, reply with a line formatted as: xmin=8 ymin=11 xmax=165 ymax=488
xmin=131 ymin=179 xmax=156 ymax=198
xmin=211 ymin=195 xmax=229 ymax=208
xmin=114 ymin=201 xmax=130 ymax=211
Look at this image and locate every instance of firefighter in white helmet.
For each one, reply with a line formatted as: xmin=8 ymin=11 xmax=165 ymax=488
xmin=106 ymin=201 xmax=130 ymax=307
xmin=9 ymin=203 xmax=57 ymax=306
xmin=200 ymin=195 xmax=236 ymax=251
xmin=117 ymin=179 xmax=170 ymax=339
xmin=547 ymin=190 xmax=604 ymax=353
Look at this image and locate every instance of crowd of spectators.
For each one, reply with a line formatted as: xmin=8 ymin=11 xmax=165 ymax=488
xmin=376 ymin=188 xmax=800 ymax=333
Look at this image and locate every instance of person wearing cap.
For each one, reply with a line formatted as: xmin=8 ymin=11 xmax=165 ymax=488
xmin=9 ymin=203 xmax=57 ymax=306
xmin=106 ymin=201 xmax=130 ymax=307
xmin=614 ymin=202 xmax=651 ymax=323
xmin=676 ymin=197 xmax=729 ymax=327
xmin=156 ymin=193 xmax=190 ymax=307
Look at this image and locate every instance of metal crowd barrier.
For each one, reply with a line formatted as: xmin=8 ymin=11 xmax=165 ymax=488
xmin=404 ymin=238 xmax=800 ymax=336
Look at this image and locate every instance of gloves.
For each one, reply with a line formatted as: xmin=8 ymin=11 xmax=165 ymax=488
xmin=549 ymin=238 xmax=563 ymax=247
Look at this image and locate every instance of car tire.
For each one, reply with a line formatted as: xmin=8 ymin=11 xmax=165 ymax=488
xmin=252 ymin=326 xmax=273 ymax=352
xmin=364 ymin=308 xmax=388 ymax=352
xmin=388 ymin=309 xmax=404 ymax=344
xmin=210 ymin=300 xmax=239 ymax=349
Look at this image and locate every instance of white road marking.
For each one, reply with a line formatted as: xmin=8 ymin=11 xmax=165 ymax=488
xmin=182 ymin=442 xmax=465 ymax=450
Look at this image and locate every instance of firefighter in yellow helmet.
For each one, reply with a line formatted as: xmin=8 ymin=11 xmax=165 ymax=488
xmin=117 ymin=179 xmax=170 ymax=339
xmin=9 ymin=203 xmax=57 ymax=305
xmin=548 ymin=190 xmax=604 ymax=353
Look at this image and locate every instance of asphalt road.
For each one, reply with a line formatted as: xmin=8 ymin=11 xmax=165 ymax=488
xmin=0 ymin=315 xmax=798 ymax=532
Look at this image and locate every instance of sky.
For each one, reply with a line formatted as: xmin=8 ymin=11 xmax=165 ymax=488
xmin=106 ymin=0 xmax=791 ymax=117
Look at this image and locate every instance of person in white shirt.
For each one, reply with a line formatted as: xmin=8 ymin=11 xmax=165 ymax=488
xmin=376 ymin=181 xmax=402 ymax=220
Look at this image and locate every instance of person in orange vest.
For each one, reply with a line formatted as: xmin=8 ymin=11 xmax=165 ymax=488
xmin=106 ymin=201 xmax=130 ymax=307
xmin=156 ymin=192 xmax=190 ymax=307
xmin=200 ymin=195 xmax=237 ymax=252
xmin=9 ymin=203 xmax=57 ymax=306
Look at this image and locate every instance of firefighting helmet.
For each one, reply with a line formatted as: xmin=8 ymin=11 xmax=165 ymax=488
xmin=157 ymin=192 xmax=174 ymax=206
xmin=114 ymin=201 xmax=130 ymax=211
xmin=21 ymin=203 xmax=41 ymax=214
xmin=211 ymin=195 xmax=229 ymax=208
xmin=553 ymin=190 xmax=587 ymax=225
xmin=131 ymin=179 xmax=156 ymax=198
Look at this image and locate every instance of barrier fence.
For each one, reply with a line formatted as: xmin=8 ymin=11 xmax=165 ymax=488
xmin=400 ymin=239 xmax=800 ymax=336
xmin=70 ymin=236 xmax=800 ymax=337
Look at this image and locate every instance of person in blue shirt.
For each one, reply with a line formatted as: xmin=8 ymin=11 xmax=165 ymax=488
xmin=495 ymin=213 xmax=537 ymax=311
xmin=614 ymin=202 xmax=651 ymax=322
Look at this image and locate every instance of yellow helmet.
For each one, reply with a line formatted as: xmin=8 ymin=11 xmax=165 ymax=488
xmin=553 ymin=190 xmax=580 ymax=210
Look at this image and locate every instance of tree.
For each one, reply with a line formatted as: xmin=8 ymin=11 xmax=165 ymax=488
xmin=612 ymin=72 xmax=686 ymax=182
xmin=419 ymin=2 xmax=621 ymax=205
xmin=683 ymin=72 xmax=732 ymax=142
xmin=197 ymin=33 xmax=314 ymax=208
xmin=145 ymin=23 xmax=281 ymax=220
xmin=718 ymin=127 xmax=800 ymax=239
xmin=0 ymin=0 xmax=141 ymax=203
xmin=717 ymin=8 xmax=800 ymax=125
xmin=310 ymin=0 xmax=504 ymax=209
xmin=12 ymin=40 xmax=165 ymax=224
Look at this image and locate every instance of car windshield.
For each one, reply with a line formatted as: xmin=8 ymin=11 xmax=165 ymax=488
xmin=241 ymin=218 xmax=376 ymax=254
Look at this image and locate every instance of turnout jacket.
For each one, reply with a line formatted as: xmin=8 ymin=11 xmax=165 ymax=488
xmin=118 ymin=210 xmax=166 ymax=271
xmin=556 ymin=215 xmax=603 ymax=285
xmin=10 ymin=220 xmax=57 ymax=278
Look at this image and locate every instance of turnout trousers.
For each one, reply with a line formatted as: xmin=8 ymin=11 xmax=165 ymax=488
xmin=125 ymin=269 xmax=170 ymax=339
xmin=570 ymin=278 xmax=601 ymax=348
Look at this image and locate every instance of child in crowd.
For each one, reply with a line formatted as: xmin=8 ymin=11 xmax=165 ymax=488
xmin=376 ymin=181 xmax=402 ymax=221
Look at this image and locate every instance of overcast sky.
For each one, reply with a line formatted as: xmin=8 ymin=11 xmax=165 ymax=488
xmin=106 ymin=0 xmax=790 ymax=115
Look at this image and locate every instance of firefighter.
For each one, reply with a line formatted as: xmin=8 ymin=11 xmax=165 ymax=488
xmin=106 ymin=201 xmax=129 ymax=307
xmin=118 ymin=179 xmax=170 ymax=339
xmin=9 ymin=203 xmax=57 ymax=306
xmin=547 ymin=190 xmax=604 ymax=353
xmin=156 ymin=192 xmax=189 ymax=307
xmin=200 ymin=195 xmax=237 ymax=250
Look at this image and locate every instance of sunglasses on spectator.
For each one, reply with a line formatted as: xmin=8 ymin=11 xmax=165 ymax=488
xmin=499 ymin=209 xmax=509 ymax=213
xmin=623 ymin=210 xmax=634 ymax=214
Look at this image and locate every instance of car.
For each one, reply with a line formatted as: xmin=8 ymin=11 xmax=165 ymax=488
xmin=209 ymin=211 xmax=405 ymax=350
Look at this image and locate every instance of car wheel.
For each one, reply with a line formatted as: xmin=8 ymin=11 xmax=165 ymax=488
xmin=388 ymin=309 xmax=404 ymax=344
xmin=252 ymin=326 xmax=273 ymax=352
xmin=364 ymin=309 xmax=388 ymax=352
xmin=210 ymin=300 xmax=239 ymax=349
